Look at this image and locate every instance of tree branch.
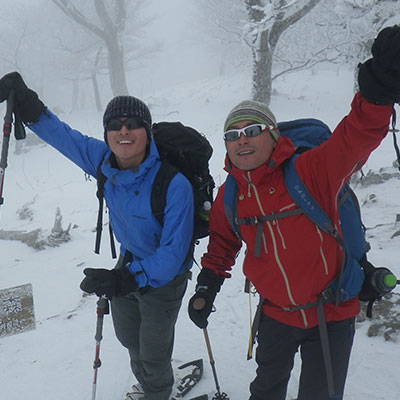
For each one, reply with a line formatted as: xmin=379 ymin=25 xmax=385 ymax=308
xmin=52 ymin=0 xmax=106 ymax=40
xmin=270 ymin=0 xmax=322 ymax=48
xmin=94 ymin=0 xmax=116 ymax=33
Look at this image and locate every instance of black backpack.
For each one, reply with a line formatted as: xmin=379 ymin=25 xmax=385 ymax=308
xmin=94 ymin=121 xmax=215 ymax=259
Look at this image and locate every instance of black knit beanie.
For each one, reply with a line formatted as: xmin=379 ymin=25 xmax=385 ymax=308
xmin=103 ymin=95 xmax=152 ymax=143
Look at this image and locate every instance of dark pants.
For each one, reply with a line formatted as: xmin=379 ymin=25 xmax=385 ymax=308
xmin=111 ymin=273 xmax=188 ymax=400
xmin=249 ymin=314 xmax=355 ymax=400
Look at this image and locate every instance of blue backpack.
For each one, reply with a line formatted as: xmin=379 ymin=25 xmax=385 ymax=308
xmin=224 ymin=118 xmax=367 ymax=305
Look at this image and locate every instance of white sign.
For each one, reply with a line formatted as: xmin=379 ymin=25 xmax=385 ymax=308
xmin=0 ymin=283 xmax=35 ymax=338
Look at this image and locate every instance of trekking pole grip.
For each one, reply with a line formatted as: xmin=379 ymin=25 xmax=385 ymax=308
xmin=95 ymin=296 xmax=109 ymax=342
xmin=0 ymin=90 xmax=15 ymax=206
xmin=4 ymin=90 xmax=15 ymax=128
xmin=1 ymin=90 xmax=15 ymax=166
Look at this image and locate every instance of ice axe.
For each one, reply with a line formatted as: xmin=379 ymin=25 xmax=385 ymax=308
xmin=193 ymin=298 xmax=229 ymax=400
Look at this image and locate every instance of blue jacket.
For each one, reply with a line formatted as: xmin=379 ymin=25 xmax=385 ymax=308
xmin=29 ymin=110 xmax=194 ymax=288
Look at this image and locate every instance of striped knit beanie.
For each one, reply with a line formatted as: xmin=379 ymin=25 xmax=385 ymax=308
xmin=103 ymin=96 xmax=152 ymax=143
xmin=224 ymin=100 xmax=279 ymax=142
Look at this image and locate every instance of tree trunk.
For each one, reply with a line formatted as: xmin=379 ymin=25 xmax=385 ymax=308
xmin=106 ymin=36 xmax=129 ymax=96
xmin=251 ymin=30 xmax=273 ymax=104
xmin=91 ymin=72 xmax=103 ymax=111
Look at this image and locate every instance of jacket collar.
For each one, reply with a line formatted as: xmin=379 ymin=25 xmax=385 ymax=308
xmin=224 ymin=136 xmax=296 ymax=184
xmin=101 ymin=140 xmax=160 ymax=186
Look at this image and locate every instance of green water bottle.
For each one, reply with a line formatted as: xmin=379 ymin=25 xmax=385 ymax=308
xmin=371 ymin=267 xmax=397 ymax=295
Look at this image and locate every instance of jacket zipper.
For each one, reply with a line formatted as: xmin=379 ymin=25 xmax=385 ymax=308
xmin=246 ymin=172 xmax=309 ymax=328
xmin=315 ymin=225 xmax=329 ymax=275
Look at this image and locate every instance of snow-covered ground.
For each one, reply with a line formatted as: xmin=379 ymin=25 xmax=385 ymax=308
xmin=1 ymin=66 xmax=399 ymax=400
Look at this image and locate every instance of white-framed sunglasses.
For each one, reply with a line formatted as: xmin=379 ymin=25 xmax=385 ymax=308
xmin=223 ymin=123 xmax=273 ymax=142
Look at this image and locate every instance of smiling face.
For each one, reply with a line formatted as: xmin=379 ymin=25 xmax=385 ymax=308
xmin=225 ymin=120 xmax=276 ymax=171
xmin=106 ymin=118 xmax=149 ymax=169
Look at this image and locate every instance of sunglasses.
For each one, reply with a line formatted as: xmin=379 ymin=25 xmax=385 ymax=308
xmin=105 ymin=117 xmax=144 ymax=131
xmin=223 ymin=123 xmax=272 ymax=142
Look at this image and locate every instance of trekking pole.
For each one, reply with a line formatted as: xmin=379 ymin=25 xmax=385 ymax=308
xmin=0 ymin=90 xmax=15 ymax=209
xmin=202 ymin=327 xmax=229 ymax=400
xmin=91 ymin=295 xmax=109 ymax=400
xmin=193 ymin=297 xmax=229 ymax=399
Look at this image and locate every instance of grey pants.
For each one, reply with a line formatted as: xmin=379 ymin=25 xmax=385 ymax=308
xmin=111 ymin=272 xmax=188 ymax=400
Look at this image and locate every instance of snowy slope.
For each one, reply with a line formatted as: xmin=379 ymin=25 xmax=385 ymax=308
xmin=1 ymin=67 xmax=399 ymax=400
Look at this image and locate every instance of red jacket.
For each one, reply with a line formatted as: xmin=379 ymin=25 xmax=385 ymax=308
xmin=202 ymin=93 xmax=393 ymax=329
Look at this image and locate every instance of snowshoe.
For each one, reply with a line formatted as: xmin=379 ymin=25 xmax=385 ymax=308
xmin=126 ymin=383 xmax=145 ymax=399
xmin=171 ymin=359 xmax=204 ymax=399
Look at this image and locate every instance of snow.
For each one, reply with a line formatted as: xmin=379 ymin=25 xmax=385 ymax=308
xmin=1 ymin=66 xmax=399 ymax=400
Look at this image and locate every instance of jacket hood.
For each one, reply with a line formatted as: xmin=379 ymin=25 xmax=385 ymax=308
xmin=223 ymin=135 xmax=296 ymax=178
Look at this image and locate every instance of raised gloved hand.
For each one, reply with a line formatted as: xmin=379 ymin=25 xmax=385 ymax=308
xmin=188 ymin=268 xmax=225 ymax=329
xmin=0 ymin=71 xmax=45 ymax=124
xmin=80 ymin=267 xmax=138 ymax=299
xmin=358 ymin=25 xmax=400 ymax=105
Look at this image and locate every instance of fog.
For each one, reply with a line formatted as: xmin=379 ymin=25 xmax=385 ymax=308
xmin=0 ymin=0 xmax=235 ymax=112
xmin=2 ymin=0 xmax=395 ymax=112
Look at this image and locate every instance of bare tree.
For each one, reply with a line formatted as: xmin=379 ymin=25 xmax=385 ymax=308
xmin=54 ymin=35 xmax=106 ymax=111
xmin=52 ymin=0 xmax=129 ymax=96
xmin=191 ymin=1 xmax=249 ymax=76
xmin=303 ymin=0 xmax=400 ymax=93
xmin=0 ymin=2 xmax=49 ymax=78
xmin=335 ymin=0 xmax=399 ymax=86
xmin=244 ymin=0 xmax=322 ymax=104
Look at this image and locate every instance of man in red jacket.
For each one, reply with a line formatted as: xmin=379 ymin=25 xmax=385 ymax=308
xmin=188 ymin=26 xmax=400 ymax=400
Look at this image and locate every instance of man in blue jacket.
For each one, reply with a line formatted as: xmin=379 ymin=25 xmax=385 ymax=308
xmin=0 ymin=74 xmax=194 ymax=400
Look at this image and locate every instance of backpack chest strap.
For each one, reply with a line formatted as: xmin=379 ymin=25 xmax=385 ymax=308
xmin=236 ymin=208 xmax=303 ymax=257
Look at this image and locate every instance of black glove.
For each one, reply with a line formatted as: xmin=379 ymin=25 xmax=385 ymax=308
xmin=188 ymin=268 xmax=225 ymax=329
xmin=358 ymin=25 xmax=400 ymax=105
xmin=80 ymin=267 xmax=138 ymax=299
xmin=358 ymin=273 xmax=382 ymax=303
xmin=0 ymin=71 xmax=45 ymax=124
xmin=359 ymin=262 xmax=397 ymax=301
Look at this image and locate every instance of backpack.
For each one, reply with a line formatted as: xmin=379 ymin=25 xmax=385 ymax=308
xmin=94 ymin=121 xmax=215 ymax=260
xmin=223 ymin=118 xmax=367 ymax=398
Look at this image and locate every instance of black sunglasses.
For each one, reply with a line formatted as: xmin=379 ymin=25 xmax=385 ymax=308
xmin=223 ymin=123 xmax=272 ymax=142
xmin=105 ymin=117 xmax=144 ymax=131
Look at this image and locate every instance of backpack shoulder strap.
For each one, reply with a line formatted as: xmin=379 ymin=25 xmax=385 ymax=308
xmin=282 ymin=155 xmax=343 ymax=247
xmin=95 ymin=155 xmax=106 ymax=255
xmin=95 ymin=153 xmax=116 ymax=258
xmin=151 ymin=161 xmax=179 ymax=226
xmin=151 ymin=160 xmax=196 ymax=267
xmin=96 ymin=154 xmax=107 ymax=198
xmin=223 ymin=174 xmax=241 ymax=239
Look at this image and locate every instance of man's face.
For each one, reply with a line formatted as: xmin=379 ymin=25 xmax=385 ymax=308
xmin=225 ymin=120 xmax=276 ymax=171
xmin=106 ymin=117 xmax=149 ymax=169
